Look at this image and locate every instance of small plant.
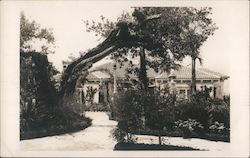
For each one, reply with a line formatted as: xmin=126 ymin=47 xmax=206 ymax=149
xmin=161 ymin=137 xmax=170 ymax=145
xmin=112 ymin=127 xmax=126 ymax=143
xmin=84 ymin=102 xmax=111 ymax=111
xmin=112 ymin=127 xmax=137 ymax=143
xmin=209 ymin=121 xmax=229 ymax=135
xmin=175 ymin=119 xmax=204 ymax=137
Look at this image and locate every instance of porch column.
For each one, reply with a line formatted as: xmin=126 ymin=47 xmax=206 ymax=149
xmin=168 ymin=69 xmax=176 ymax=95
xmin=113 ymin=64 xmax=117 ymax=94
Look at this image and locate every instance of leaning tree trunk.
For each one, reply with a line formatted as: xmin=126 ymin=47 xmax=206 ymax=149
xmin=57 ymin=22 xmax=141 ymax=106
xmin=191 ymin=57 xmax=197 ymax=95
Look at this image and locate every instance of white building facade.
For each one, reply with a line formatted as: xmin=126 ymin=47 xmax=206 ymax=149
xmin=75 ymin=63 xmax=229 ymax=104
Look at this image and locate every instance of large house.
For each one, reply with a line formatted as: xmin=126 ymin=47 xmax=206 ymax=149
xmin=75 ymin=62 xmax=229 ymax=105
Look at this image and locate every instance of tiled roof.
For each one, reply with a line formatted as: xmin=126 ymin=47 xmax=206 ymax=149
xmin=88 ymin=62 xmax=229 ymax=80
xmin=86 ymin=71 xmax=110 ymax=80
xmin=198 ymin=68 xmax=229 ymax=79
xmin=156 ymin=66 xmax=229 ymax=80
xmin=92 ymin=71 xmax=110 ymax=79
xmin=86 ymin=73 xmax=99 ymax=80
xmin=92 ymin=62 xmax=137 ymax=78
xmin=92 ymin=62 xmax=161 ymax=79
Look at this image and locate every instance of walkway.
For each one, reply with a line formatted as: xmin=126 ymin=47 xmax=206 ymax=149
xmin=20 ymin=112 xmax=118 ymax=151
xmin=20 ymin=112 xmax=230 ymax=151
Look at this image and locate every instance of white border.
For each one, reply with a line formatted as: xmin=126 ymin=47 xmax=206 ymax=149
xmin=1 ymin=0 xmax=249 ymax=157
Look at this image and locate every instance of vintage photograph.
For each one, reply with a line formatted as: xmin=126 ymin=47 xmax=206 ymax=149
xmin=1 ymin=1 xmax=249 ymax=157
xmin=19 ymin=3 xmax=231 ymax=151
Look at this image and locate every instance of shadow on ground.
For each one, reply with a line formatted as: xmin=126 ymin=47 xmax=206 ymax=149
xmin=114 ymin=142 xmax=200 ymax=150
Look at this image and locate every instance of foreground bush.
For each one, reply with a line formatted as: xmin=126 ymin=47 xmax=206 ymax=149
xmin=21 ymin=110 xmax=92 ymax=140
xmin=111 ymin=87 xmax=230 ymax=142
xmin=175 ymin=119 xmax=204 ymax=137
xmin=111 ymin=88 xmax=177 ymax=144
xmin=112 ymin=89 xmax=145 ymax=133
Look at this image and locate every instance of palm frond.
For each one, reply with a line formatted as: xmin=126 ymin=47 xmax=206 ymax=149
xmin=197 ymin=56 xmax=203 ymax=66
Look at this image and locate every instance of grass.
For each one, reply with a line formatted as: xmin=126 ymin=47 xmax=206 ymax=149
xmin=114 ymin=142 xmax=199 ymax=150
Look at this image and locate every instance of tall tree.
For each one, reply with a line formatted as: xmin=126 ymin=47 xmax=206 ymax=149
xmin=83 ymin=8 xmax=185 ymax=91
xmin=83 ymin=7 xmax=217 ymax=94
xmin=180 ymin=7 xmax=218 ymax=94
xmin=20 ymin=11 xmax=59 ymax=80
xmin=84 ymin=12 xmax=152 ymax=90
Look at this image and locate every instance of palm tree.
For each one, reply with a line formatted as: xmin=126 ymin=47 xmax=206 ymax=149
xmin=191 ymin=53 xmax=203 ymax=94
xmin=181 ymin=7 xmax=218 ymax=94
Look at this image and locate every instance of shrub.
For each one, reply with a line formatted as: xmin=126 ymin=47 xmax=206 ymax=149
xmin=175 ymin=93 xmax=211 ymax=129
xmin=144 ymin=91 xmax=176 ymax=131
xmin=207 ymin=99 xmax=230 ymax=128
xmin=84 ymin=102 xmax=111 ymax=111
xmin=111 ymin=89 xmax=145 ymax=143
xmin=175 ymin=119 xmax=204 ymax=137
xmin=175 ymin=91 xmax=230 ymax=130
xmin=208 ymin=121 xmax=229 ymax=135
xmin=20 ymin=52 xmax=92 ymax=140
xmin=112 ymin=87 xmax=230 ymax=142
xmin=112 ymin=89 xmax=144 ymax=132
xmin=20 ymin=52 xmax=57 ymax=137
xmin=112 ymin=127 xmax=137 ymax=143
xmin=111 ymin=88 xmax=177 ymax=144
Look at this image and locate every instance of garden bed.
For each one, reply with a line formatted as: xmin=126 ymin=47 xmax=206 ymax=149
xmin=131 ymin=129 xmax=230 ymax=142
xmin=20 ymin=116 xmax=92 ymax=140
xmin=84 ymin=103 xmax=111 ymax=112
xmin=114 ymin=142 xmax=199 ymax=150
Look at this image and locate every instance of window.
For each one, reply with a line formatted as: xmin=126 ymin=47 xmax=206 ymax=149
xmin=203 ymin=80 xmax=211 ymax=83
xmin=163 ymin=80 xmax=168 ymax=83
xmin=196 ymin=80 xmax=201 ymax=83
xmin=174 ymin=80 xmax=181 ymax=83
xmin=183 ymin=80 xmax=191 ymax=83
xmin=179 ymin=89 xmax=186 ymax=98
xmin=179 ymin=89 xmax=186 ymax=94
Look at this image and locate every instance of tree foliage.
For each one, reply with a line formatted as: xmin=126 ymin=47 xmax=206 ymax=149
xmin=59 ymin=7 xmax=217 ymax=114
xmin=177 ymin=7 xmax=218 ymax=93
xmin=20 ymin=11 xmax=55 ymax=55
xmin=83 ymin=7 xmax=217 ymax=93
xmin=20 ymin=52 xmax=57 ymax=138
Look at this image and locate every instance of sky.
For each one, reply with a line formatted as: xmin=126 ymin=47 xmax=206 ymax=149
xmin=13 ymin=1 xmax=249 ymax=94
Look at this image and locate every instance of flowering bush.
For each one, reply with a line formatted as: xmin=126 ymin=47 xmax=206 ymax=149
xmin=209 ymin=121 xmax=229 ymax=135
xmin=207 ymin=100 xmax=230 ymax=128
xmin=175 ymin=119 xmax=204 ymax=137
xmin=175 ymin=91 xmax=230 ymax=130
